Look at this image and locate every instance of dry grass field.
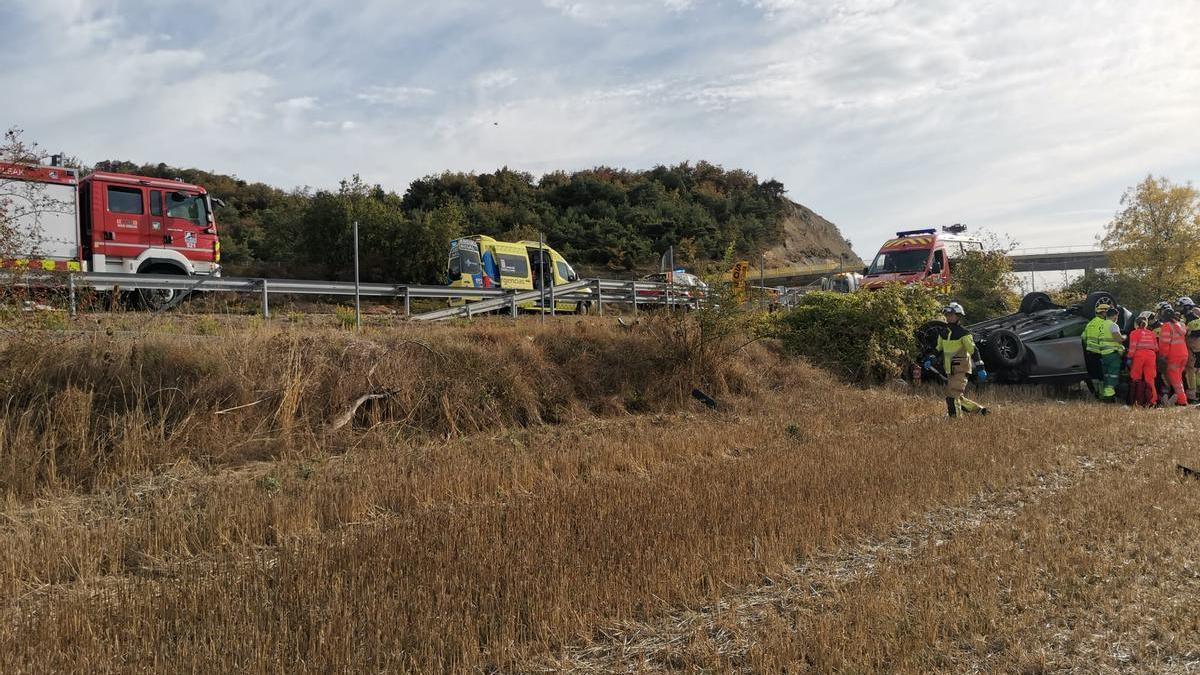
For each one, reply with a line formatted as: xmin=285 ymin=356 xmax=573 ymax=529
xmin=1 ymin=317 xmax=1198 ymax=673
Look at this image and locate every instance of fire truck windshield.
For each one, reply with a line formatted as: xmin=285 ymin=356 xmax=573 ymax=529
xmin=167 ymin=191 xmax=208 ymax=226
xmin=867 ymin=248 xmax=930 ymax=275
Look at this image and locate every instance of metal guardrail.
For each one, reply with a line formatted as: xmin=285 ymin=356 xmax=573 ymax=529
xmin=8 ymin=270 xmax=705 ymax=321
xmin=410 ymin=279 xmax=595 ymax=321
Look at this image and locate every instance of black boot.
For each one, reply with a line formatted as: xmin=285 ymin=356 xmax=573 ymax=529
xmin=946 ymin=397 xmax=958 ymax=418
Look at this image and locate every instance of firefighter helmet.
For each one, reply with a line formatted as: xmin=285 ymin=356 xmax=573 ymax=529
xmin=942 ymin=302 xmax=965 ymax=317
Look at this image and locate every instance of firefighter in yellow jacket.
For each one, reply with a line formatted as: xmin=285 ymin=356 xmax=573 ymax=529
xmin=934 ymin=302 xmax=990 ymax=418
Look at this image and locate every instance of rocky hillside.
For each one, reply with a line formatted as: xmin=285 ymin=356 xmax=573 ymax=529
xmin=764 ymin=201 xmax=862 ymax=270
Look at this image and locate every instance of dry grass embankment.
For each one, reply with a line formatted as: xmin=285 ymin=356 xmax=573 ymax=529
xmin=1 ymin=318 xmax=1197 ymax=672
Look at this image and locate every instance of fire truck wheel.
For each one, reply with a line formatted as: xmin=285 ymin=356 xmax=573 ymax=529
xmin=135 ymin=265 xmax=187 ymax=312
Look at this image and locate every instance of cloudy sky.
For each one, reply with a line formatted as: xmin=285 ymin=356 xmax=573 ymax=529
xmin=2 ymin=0 xmax=1198 ymax=257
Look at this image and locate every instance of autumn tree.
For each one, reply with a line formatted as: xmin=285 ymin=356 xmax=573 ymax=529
xmin=1102 ymin=175 xmax=1200 ymax=305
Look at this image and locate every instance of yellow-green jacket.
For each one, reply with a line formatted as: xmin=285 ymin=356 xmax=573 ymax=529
xmin=936 ymin=324 xmax=976 ymax=373
xmin=1083 ymin=316 xmax=1108 ymax=354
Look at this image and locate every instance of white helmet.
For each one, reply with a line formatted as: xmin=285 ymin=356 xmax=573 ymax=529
xmin=1178 ymin=296 xmax=1195 ymax=308
xmin=942 ymin=302 xmax=965 ymax=317
xmin=1156 ymin=301 xmax=1173 ymax=312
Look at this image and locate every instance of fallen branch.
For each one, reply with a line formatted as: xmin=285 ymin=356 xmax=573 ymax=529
xmin=325 ymin=392 xmax=392 ymax=433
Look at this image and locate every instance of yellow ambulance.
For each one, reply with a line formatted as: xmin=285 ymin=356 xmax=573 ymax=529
xmin=447 ymin=235 xmax=587 ymax=313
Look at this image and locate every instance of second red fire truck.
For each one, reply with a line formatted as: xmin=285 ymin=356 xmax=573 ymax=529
xmin=1 ymin=159 xmax=221 ymax=309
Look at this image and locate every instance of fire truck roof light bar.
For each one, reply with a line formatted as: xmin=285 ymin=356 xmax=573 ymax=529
xmin=895 ymin=228 xmax=937 ymax=237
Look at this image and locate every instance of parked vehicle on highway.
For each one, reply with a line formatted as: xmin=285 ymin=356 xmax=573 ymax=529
xmin=638 ymin=270 xmax=707 ymax=308
xmin=862 ymin=224 xmax=983 ymax=291
xmin=917 ymin=291 xmax=1128 ymax=386
xmin=1 ymin=160 xmax=222 ymax=309
xmin=820 ymin=271 xmax=863 ymax=293
xmin=447 ymin=235 xmax=588 ymax=313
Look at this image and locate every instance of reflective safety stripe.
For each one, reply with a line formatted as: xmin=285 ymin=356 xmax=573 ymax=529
xmin=1131 ymin=329 xmax=1158 ymax=351
xmin=1083 ymin=317 xmax=1107 ymax=353
xmin=937 ymin=332 xmax=976 ymax=373
xmin=1161 ymin=322 xmax=1187 ymax=348
xmin=1095 ymin=319 xmax=1123 ymax=354
xmin=1 ymin=258 xmax=83 ymax=272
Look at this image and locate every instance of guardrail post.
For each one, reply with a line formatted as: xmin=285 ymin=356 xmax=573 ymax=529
xmin=510 ymin=290 xmax=518 ymax=318
xmin=466 ymin=302 xmax=472 ymax=321
xmin=595 ymin=279 xmax=603 ymax=316
xmin=630 ymin=280 xmax=638 ymax=315
xmin=260 ymin=279 xmax=270 ymax=319
xmin=67 ymin=272 xmax=77 ymax=318
xmin=403 ymin=286 xmax=411 ymax=317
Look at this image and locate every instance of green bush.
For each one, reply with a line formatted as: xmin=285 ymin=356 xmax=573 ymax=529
xmin=951 ymin=250 xmax=1018 ymax=321
xmin=771 ymin=284 xmax=941 ymax=384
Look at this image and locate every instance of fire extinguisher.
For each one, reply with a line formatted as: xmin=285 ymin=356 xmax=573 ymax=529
xmin=911 ymin=362 xmax=923 ymax=383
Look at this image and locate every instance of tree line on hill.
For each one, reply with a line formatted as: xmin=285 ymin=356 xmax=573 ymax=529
xmin=88 ymin=159 xmax=788 ymax=284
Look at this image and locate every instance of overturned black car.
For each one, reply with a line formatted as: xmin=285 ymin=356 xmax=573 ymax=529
xmin=917 ymin=291 xmax=1131 ymax=385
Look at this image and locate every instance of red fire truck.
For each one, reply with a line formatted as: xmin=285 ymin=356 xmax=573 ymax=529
xmin=860 ymin=225 xmax=983 ymax=291
xmin=1 ymin=160 xmax=221 ymax=309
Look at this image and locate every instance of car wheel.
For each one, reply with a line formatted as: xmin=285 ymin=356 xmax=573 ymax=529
xmin=916 ymin=320 xmax=948 ymax=355
xmin=1019 ymin=291 xmax=1054 ymax=314
xmin=985 ymin=328 xmax=1026 ymax=369
xmin=1078 ymin=290 xmax=1116 ymax=319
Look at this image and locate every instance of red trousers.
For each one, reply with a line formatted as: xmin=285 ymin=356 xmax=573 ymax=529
xmin=1165 ymin=353 xmax=1189 ymax=405
xmin=1130 ymin=352 xmax=1158 ymax=406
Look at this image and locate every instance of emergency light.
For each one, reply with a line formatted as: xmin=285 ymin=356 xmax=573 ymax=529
xmin=895 ymin=228 xmax=936 ymax=237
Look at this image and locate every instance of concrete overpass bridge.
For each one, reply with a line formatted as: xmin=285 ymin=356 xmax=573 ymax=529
xmin=750 ymin=246 xmax=1110 ymax=287
xmin=1006 ymin=246 xmax=1108 ymax=273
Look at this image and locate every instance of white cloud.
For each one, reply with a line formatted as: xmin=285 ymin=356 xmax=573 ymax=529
xmin=541 ymin=0 xmax=694 ymax=23
xmin=341 ymin=121 xmax=357 ymax=131
xmin=473 ymin=70 xmax=518 ymax=90
xmin=276 ymin=96 xmax=319 ymax=113
xmin=356 ymin=86 xmax=436 ymax=106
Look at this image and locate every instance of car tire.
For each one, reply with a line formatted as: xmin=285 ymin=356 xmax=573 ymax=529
xmin=1019 ymin=291 xmax=1054 ymax=314
xmin=1078 ymin=290 xmax=1116 ymax=319
xmin=916 ymin=320 xmax=948 ymax=355
xmin=985 ymin=328 xmax=1026 ymax=369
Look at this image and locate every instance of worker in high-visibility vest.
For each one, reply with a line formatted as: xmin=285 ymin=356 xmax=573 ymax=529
xmin=1094 ymin=306 xmax=1126 ymax=401
xmin=1127 ymin=311 xmax=1159 ymax=407
xmin=1178 ymin=297 xmax=1200 ymax=398
xmin=933 ymin=302 xmax=990 ymax=418
xmin=1082 ymin=304 xmax=1112 ymax=398
xmin=1159 ymin=307 xmax=1190 ymax=406
xmin=1152 ymin=301 xmax=1172 ymax=397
